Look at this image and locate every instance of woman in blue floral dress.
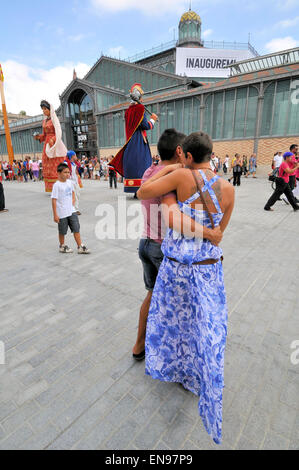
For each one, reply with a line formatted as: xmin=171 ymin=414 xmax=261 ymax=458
xmin=137 ymin=132 xmax=235 ymax=445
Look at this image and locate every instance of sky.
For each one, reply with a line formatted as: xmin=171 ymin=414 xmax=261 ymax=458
xmin=0 ymin=0 xmax=298 ymax=115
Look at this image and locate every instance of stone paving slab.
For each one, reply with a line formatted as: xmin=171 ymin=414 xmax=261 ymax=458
xmin=0 ymin=177 xmax=298 ymax=450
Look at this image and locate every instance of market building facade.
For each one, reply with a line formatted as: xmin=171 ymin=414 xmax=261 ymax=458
xmin=1 ymin=10 xmax=298 ymax=167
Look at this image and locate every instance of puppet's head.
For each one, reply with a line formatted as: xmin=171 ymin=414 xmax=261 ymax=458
xmin=130 ymin=83 xmax=144 ymax=103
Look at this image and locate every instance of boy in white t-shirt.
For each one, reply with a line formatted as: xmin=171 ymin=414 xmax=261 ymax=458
xmin=51 ymin=163 xmax=90 ymax=254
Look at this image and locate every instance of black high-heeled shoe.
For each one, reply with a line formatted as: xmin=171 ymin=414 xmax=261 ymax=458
xmin=133 ymin=350 xmax=145 ymax=361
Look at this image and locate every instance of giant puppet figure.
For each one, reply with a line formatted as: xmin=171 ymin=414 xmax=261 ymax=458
xmin=34 ymin=100 xmax=67 ymax=193
xmin=110 ymin=84 xmax=158 ymax=195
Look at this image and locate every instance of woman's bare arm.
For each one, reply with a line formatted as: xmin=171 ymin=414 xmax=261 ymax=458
xmin=137 ymin=169 xmax=182 ymax=200
xmin=140 ymin=164 xmax=182 ymax=190
xmin=219 ymin=184 xmax=235 ymax=233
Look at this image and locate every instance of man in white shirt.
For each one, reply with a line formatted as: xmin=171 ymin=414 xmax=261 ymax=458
xmin=210 ymin=153 xmax=219 ymax=173
xmin=273 ymin=151 xmax=283 ymax=170
xmin=2 ymin=161 xmax=8 ymax=180
xmin=223 ymin=156 xmax=229 ymax=174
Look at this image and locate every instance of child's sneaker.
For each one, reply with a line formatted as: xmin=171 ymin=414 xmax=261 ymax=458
xmin=59 ymin=245 xmax=73 ymax=254
xmin=78 ymin=245 xmax=90 ymax=254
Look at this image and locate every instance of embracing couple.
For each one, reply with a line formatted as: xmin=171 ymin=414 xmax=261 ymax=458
xmin=133 ymin=129 xmax=235 ymax=445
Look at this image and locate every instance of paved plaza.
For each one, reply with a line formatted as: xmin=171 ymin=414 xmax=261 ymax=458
xmin=0 ymin=174 xmax=298 ymax=450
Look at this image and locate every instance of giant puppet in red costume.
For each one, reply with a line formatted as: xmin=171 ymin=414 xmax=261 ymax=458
xmin=110 ymin=84 xmax=157 ymax=195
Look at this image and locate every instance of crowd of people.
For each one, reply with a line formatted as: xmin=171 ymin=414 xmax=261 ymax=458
xmin=0 ymin=152 xmax=258 ymax=187
xmin=0 ymin=149 xmax=261 ymax=216
xmin=152 ymin=152 xmax=258 ymax=186
xmin=0 ymin=158 xmax=43 ymax=182
xmin=0 ymin=155 xmax=123 ymax=188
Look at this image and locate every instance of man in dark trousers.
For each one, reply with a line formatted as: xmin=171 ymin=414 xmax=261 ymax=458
xmin=108 ymin=157 xmax=118 ymax=189
xmin=264 ymin=152 xmax=299 ymax=212
xmin=289 ymin=144 xmax=298 ymax=192
xmin=0 ymin=173 xmax=8 ymax=213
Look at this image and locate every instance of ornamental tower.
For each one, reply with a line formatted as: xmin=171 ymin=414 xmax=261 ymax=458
xmin=177 ymin=9 xmax=203 ymax=47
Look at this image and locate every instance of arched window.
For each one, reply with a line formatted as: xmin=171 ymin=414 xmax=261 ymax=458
xmin=67 ymin=89 xmax=93 ymax=125
xmin=66 ymin=89 xmax=97 ymax=156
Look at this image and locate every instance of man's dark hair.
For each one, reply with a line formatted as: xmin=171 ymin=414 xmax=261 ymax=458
xmin=57 ymin=163 xmax=69 ymax=173
xmin=183 ymin=132 xmax=213 ymax=163
xmin=157 ymin=129 xmax=186 ymax=161
xmin=290 ymin=144 xmax=298 ymax=152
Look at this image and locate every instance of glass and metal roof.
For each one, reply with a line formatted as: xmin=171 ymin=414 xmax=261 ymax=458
xmin=227 ymin=47 xmax=299 ymax=76
xmin=0 ymin=114 xmax=43 ymax=132
xmin=126 ymin=40 xmax=259 ymax=63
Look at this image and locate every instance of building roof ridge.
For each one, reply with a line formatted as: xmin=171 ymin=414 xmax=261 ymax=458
xmin=84 ymin=55 xmax=188 ymax=83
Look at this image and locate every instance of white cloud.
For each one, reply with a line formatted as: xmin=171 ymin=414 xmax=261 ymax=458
xmin=1 ymin=61 xmax=90 ymax=116
xmin=265 ymin=36 xmax=298 ymax=53
xmin=202 ymin=29 xmax=213 ymax=39
xmin=277 ymin=16 xmax=299 ymax=28
xmin=90 ymin=0 xmax=186 ymax=15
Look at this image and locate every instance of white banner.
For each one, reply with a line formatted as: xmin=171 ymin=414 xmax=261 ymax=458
xmin=176 ymin=48 xmax=254 ymax=78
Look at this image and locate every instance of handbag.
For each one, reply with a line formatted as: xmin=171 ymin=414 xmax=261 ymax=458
xmin=268 ymin=171 xmax=276 ymax=182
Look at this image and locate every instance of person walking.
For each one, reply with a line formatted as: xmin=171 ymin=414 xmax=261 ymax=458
xmin=0 ymin=172 xmax=8 ymax=213
xmin=94 ymin=160 xmax=101 ymax=180
xmin=264 ymin=152 xmax=299 ymax=212
xmin=31 ymin=160 xmax=40 ymax=182
xmin=2 ymin=161 xmax=8 ymax=180
xmin=108 ymin=159 xmax=118 ymax=189
xmin=242 ymin=155 xmax=249 ymax=178
xmin=13 ymin=161 xmax=18 ymax=181
xmin=288 ymin=144 xmax=298 ymax=192
xmin=218 ymin=157 xmax=222 ymax=173
xmin=272 ymin=151 xmax=283 ymax=175
xmin=249 ymin=153 xmax=257 ymax=178
xmin=232 ymin=154 xmax=242 ymax=186
xmin=22 ymin=160 xmax=28 ymax=182
xmin=293 ymin=153 xmax=299 ymax=200
xmin=210 ymin=153 xmax=219 ymax=174
xmin=223 ymin=155 xmax=229 ymax=175
xmin=17 ymin=161 xmax=22 ymax=182
xmin=101 ymin=159 xmax=107 ymax=181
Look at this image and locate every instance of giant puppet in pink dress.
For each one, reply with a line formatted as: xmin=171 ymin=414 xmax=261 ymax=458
xmin=34 ymin=100 xmax=67 ymax=193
